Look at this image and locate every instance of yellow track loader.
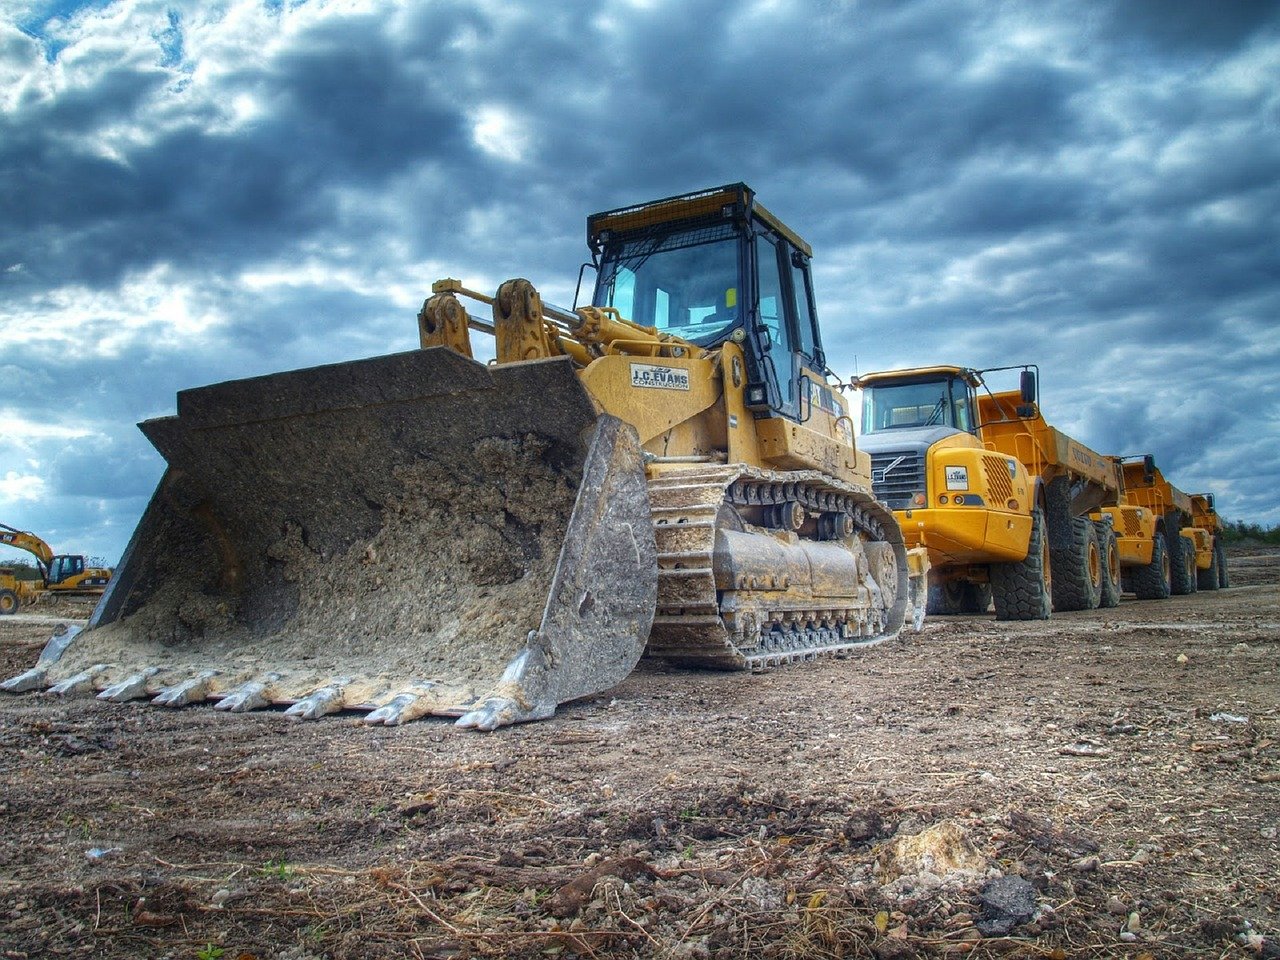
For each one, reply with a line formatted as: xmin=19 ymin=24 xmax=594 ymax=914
xmin=3 ymin=183 xmax=926 ymax=729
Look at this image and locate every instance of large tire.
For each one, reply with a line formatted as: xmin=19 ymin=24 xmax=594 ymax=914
xmin=1197 ymin=537 xmax=1221 ymax=591
xmin=0 ymin=589 xmax=18 ymax=616
xmin=1216 ymin=537 xmax=1230 ymax=589
xmin=1170 ymin=534 xmax=1197 ymax=595
xmin=927 ymin=581 xmax=990 ymax=615
xmin=1051 ymin=516 xmax=1101 ymax=612
xmin=1130 ymin=533 xmax=1171 ymax=600
xmin=991 ymin=508 xmax=1052 ymax=620
xmin=1095 ymin=520 xmax=1121 ymax=609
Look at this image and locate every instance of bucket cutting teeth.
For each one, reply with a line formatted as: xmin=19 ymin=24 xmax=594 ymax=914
xmin=98 ymin=668 xmax=162 ymax=702
xmin=214 ymin=674 xmax=282 ymax=713
xmin=284 ymin=681 xmax=352 ymax=720
xmin=0 ymin=666 xmax=49 ymax=693
xmin=47 ymin=665 xmax=108 ymax=696
xmin=1 ymin=351 xmax=657 ymax=729
xmin=152 ymin=671 xmax=219 ymax=708
xmin=363 ymin=686 xmax=447 ymax=726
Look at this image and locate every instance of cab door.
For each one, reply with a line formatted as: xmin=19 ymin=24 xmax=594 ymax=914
xmin=751 ymin=231 xmax=801 ymax=421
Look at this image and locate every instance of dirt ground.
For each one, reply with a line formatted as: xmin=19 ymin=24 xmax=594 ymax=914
xmin=0 ymin=549 xmax=1276 ymax=960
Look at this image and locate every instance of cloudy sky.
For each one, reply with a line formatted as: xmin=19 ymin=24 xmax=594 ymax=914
xmin=2 ymin=0 xmax=1277 ymax=565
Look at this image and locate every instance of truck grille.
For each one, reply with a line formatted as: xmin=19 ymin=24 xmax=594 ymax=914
xmin=869 ymin=451 xmax=925 ymax=508
xmin=983 ymin=454 xmax=1014 ymax=503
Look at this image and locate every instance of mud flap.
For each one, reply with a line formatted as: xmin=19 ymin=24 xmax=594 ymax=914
xmin=5 ymin=349 xmax=657 ymax=728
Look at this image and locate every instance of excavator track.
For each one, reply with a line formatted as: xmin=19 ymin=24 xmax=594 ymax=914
xmin=645 ymin=465 xmax=910 ymax=669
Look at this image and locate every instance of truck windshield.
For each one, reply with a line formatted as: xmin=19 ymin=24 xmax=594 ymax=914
xmin=862 ymin=378 xmax=973 ymax=433
xmin=594 ymin=223 xmax=742 ymax=346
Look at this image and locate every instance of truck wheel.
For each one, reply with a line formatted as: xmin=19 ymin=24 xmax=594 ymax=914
xmin=1095 ymin=520 xmax=1121 ymax=609
xmin=1170 ymin=534 xmax=1197 ymax=595
xmin=1197 ymin=537 xmax=1220 ymax=591
xmin=927 ymin=583 xmax=962 ymax=616
xmin=927 ymin=581 xmax=992 ymax=615
xmin=991 ymin=508 xmax=1051 ymax=621
xmin=1051 ymin=517 xmax=1101 ymax=612
xmin=1130 ymin=533 xmax=1171 ymax=600
xmin=1215 ymin=537 xmax=1230 ymax=588
xmin=0 ymin=589 xmax=18 ymax=615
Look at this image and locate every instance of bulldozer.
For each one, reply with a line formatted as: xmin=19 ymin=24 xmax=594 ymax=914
xmin=3 ymin=183 xmax=927 ymax=729
xmin=0 ymin=523 xmax=113 ymax=614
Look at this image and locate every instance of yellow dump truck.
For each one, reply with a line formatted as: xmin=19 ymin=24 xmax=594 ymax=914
xmin=1097 ymin=458 xmax=1220 ymax=599
xmin=1191 ymin=493 xmax=1229 ymax=590
xmin=3 ymin=183 xmax=927 ymax=729
xmin=857 ymin=365 xmax=1122 ymax=619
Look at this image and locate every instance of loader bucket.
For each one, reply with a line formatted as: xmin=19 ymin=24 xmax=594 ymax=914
xmin=4 ymin=349 xmax=657 ymax=729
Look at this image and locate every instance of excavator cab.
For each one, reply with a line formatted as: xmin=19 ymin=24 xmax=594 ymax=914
xmin=45 ymin=555 xmax=86 ymax=586
xmin=589 ymin=182 xmax=823 ymax=423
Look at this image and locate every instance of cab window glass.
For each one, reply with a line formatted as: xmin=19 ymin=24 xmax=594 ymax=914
xmin=790 ymin=258 xmax=816 ymax=359
xmin=755 ymin=234 xmax=790 ymax=350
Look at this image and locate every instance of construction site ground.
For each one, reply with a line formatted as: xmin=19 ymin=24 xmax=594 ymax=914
xmin=0 ymin=547 xmax=1276 ymax=960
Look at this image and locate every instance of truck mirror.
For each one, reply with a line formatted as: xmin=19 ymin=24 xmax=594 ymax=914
xmin=1206 ymin=494 xmax=1215 ymax=511
xmin=1019 ymin=370 xmax=1036 ymax=404
xmin=1143 ymin=454 xmax=1156 ymax=484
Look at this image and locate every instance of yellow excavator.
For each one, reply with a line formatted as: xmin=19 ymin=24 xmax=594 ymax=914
xmin=3 ymin=183 xmax=927 ymax=728
xmin=0 ymin=523 xmax=112 ymax=614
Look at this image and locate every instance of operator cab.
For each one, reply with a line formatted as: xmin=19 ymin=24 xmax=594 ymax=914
xmin=860 ymin=369 xmax=979 ymax=437
xmin=45 ymin=554 xmax=85 ymax=585
xmin=588 ymin=183 xmax=823 ymax=423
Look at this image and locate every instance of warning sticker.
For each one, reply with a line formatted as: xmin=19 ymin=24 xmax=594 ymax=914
xmin=630 ymin=363 xmax=690 ymax=391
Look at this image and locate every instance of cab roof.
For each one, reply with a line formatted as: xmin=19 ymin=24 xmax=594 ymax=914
xmin=587 ymin=182 xmax=813 ymax=258
xmin=856 ymin=365 xmax=983 ymax=388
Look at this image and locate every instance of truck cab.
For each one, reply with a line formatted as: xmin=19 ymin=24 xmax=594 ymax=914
xmin=856 ymin=366 xmax=1033 ymax=564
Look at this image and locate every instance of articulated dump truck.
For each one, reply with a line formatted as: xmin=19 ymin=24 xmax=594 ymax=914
xmin=1095 ymin=457 xmax=1229 ymax=599
xmin=2 ymin=183 xmax=927 ymax=729
xmin=856 ymin=366 xmax=1124 ymax=620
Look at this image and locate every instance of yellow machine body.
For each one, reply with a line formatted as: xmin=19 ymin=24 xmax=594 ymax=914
xmin=5 ymin=183 xmax=925 ymax=728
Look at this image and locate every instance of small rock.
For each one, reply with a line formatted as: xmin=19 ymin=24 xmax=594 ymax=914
xmin=1071 ymin=856 xmax=1099 ymax=872
xmin=1106 ymin=897 xmax=1128 ymax=915
xmin=1210 ymin=712 xmax=1249 ymax=724
xmin=1127 ymin=911 xmax=1141 ymax=932
xmin=975 ymin=876 xmax=1036 ymax=936
xmin=1176 ymin=654 xmax=1189 ymax=665
xmin=1119 ymin=931 xmax=1138 ymax=943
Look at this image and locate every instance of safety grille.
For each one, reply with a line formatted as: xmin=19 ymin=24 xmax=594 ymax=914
xmin=983 ymin=455 xmax=1014 ymax=504
xmin=870 ymin=451 xmax=925 ymax=508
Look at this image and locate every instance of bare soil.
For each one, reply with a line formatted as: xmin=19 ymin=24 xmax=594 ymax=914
xmin=1 ymin=549 xmax=1276 ymax=960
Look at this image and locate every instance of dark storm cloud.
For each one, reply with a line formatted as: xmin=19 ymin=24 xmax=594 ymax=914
xmin=1 ymin=0 xmax=1278 ymax=564
xmin=1102 ymin=0 xmax=1279 ymax=52
xmin=1 ymin=6 xmax=478 ymax=292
